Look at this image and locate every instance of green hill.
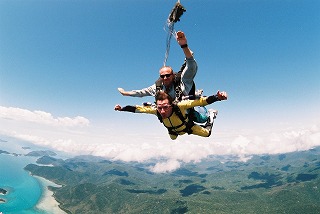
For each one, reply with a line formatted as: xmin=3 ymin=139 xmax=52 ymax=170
xmin=25 ymin=147 xmax=320 ymax=214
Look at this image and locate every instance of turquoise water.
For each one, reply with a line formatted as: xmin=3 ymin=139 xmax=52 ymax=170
xmin=0 ymin=154 xmax=44 ymax=214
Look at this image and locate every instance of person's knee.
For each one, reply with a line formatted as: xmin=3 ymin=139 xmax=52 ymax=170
xmin=206 ymin=130 xmax=212 ymax=137
xmin=170 ymin=134 xmax=178 ymax=140
xmin=205 ymin=126 xmax=212 ymax=137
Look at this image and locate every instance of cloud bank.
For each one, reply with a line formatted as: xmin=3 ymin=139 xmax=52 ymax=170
xmin=0 ymin=106 xmax=89 ymax=127
xmin=1 ymin=106 xmax=320 ymax=173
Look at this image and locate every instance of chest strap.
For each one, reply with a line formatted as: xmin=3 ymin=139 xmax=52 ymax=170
xmin=157 ymin=105 xmax=194 ymax=135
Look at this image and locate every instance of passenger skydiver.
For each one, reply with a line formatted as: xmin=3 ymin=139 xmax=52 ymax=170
xmin=114 ymin=90 xmax=228 ymax=140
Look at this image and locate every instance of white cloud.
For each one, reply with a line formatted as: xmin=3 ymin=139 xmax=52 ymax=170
xmin=0 ymin=106 xmax=89 ymax=127
xmin=1 ymin=106 xmax=320 ymax=173
xmin=150 ymin=159 xmax=181 ymax=173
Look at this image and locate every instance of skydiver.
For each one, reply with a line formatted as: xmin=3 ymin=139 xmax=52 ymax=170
xmin=114 ymin=90 xmax=228 ymax=140
xmin=117 ymin=31 xmax=197 ymax=101
xmin=118 ymin=30 xmax=210 ymax=123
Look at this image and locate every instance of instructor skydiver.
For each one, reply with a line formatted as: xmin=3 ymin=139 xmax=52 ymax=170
xmin=118 ymin=31 xmax=197 ymax=101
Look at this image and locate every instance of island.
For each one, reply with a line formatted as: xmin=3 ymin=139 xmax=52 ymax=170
xmin=25 ymin=150 xmax=57 ymax=157
xmin=0 ymin=150 xmax=10 ymax=155
xmin=0 ymin=188 xmax=7 ymax=195
xmin=0 ymin=188 xmax=7 ymax=203
xmin=22 ymin=146 xmax=31 ymax=150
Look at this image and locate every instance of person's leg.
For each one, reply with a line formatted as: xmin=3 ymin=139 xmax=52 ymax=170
xmin=169 ymin=134 xmax=178 ymax=140
xmin=191 ymin=125 xmax=211 ymax=137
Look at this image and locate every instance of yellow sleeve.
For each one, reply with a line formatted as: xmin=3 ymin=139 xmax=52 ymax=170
xmin=178 ymin=97 xmax=209 ymax=111
xmin=135 ymin=105 xmax=157 ymax=115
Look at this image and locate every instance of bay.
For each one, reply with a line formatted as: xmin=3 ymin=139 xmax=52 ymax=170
xmin=0 ymin=153 xmax=45 ymax=213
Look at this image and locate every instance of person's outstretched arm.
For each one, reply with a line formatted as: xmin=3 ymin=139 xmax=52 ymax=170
xmin=206 ymin=91 xmax=228 ymax=104
xmin=117 ymin=84 xmax=157 ymax=97
xmin=176 ymin=31 xmax=193 ymax=59
xmin=114 ymin=104 xmax=136 ymax=112
xmin=114 ymin=104 xmax=157 ymax=115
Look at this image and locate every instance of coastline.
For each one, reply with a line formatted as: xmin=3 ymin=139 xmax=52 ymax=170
xmin=33 ymin=175 xmax=66 ymax=214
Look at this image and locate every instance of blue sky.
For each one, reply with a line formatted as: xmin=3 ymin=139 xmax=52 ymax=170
xmin=1 ymin=0 xmax=319 ymax=171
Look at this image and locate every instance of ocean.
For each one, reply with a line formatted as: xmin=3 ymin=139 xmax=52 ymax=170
xmin=0 ymin=153 xmax=47 ymax=214
xmin=0 ymin=136 xmax=56 ymax=214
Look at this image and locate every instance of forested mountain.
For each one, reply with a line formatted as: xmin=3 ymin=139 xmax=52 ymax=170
xmin=25 ymin=147 xmax=320 ymax=214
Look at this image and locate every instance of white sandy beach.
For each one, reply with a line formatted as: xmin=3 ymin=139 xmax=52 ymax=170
xmin=33 ymin=175 xmax=66 ymax=214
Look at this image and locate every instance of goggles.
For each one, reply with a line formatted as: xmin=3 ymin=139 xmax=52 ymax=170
xmin=157 ymin=105 xmax=171 ymax=111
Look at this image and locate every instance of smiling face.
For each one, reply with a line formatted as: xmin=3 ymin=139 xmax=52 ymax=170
xmin=159 ymin=66 xmax=174 ymax=88
xmin=156 ymin=99 xmax=173 ymax=119
xmin=155 ymin=91 xmax=174 ymax=119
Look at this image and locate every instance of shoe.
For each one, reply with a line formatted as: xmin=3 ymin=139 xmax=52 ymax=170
xmin=195 ymin=89 xmax=203 ymax=97
xmin=208 ymin=109 xmax=218 ymax=124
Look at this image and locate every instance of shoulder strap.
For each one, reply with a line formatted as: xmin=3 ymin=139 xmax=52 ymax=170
xmin=155 ymin=77 xmax=163 ymax=93
xmin=173 ymin=73 xmax=183 ymax=101
xmin=173 ymin=73 xmax=196 ymax=101
xmin=172 ymin=104 xmax=185 ymax=122
xmin=156 ymin=109 xmax=163 ymax=123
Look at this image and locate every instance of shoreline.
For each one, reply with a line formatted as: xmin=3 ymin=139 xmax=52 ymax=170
xmin=33 ymin=175 xmax=67 ymax=214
